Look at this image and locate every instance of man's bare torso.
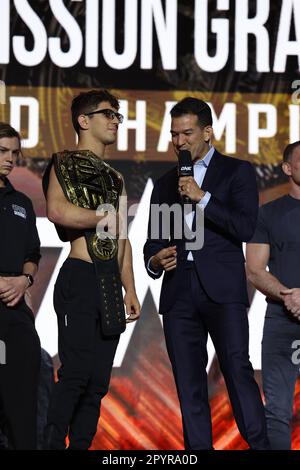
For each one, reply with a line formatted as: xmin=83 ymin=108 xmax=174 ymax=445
xmin=66 ymin=229 xmax=126 ymax=269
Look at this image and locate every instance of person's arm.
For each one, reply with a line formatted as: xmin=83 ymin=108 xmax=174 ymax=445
xmin=245 ymin=243 xmax=287 ymax=302
xmin=22 ymin=261 xmax=38 ymax=280
xmin=46 ymin=165 xmax=108 ymax=230
xmin=117 ymin=180 xmax=128 ymax=270
xmin=180 ymin=160 xmax=259 ymax=242
xmin=22 ymin=261 xmax=37 ymax=311
xmin=116 ymin=180 xmax=140 ymax=322
xmin=144 ymin=181 xmax=174 ymax=279
xmin=0 ymin=262 xmax=38 ymax=308
xmin=280 ymin=288 xmax=300 ymax=318
xmin=148 ymin=247 xmax=177 ymax=273
xmin=121 ymin=239 xmax=140 ymax=323
xmin=0 ymin=197 xmax=41 ymax=307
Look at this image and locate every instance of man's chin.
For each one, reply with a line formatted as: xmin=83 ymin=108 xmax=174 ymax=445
xmin=176 ymin=148 xmax=191 ymax=155
xmin=0 ymin=170 xmax=12 ymax=178
xmin=104 ymin=137 xmax=117 ymax=145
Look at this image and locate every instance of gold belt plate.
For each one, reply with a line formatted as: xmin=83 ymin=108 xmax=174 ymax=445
xmin=90 ymin=233 xmax=118 ymax=261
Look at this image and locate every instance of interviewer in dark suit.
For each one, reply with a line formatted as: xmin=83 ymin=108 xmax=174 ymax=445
xmin=143 ymin=97 xmax=269 ymax=450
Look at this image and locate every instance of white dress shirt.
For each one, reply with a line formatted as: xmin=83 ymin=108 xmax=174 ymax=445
xmin=148 ymin=146 xmax=215 ymax=273
xmin=186 ymin=146 xmax=214 ymax=260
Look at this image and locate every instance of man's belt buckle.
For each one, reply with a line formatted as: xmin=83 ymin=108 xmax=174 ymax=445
xmin=90 ymin=232 xmax=118 ymax=261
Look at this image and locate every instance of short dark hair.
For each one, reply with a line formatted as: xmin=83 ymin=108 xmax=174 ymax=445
xmin=170 ymin=97 xmax=213 ymax=127
xmin=0 ymin=122 xmax=21 ymax=148
xmin=71 ymin=89 xmax=120 ymax=136
xmin=283 ymin=141 xmax=300 ymax=163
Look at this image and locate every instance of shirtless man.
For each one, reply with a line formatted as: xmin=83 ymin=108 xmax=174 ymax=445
xmin=43 ymin=89 xmax=140 ymax=450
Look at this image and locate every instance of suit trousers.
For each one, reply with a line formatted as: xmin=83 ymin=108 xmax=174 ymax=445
xmin=44 ymin=258 xmax=119 ymax=450
xmin=162 ymin=262 xmax=269 ymax=450
xmin=0 ymin=299 xmax=41 ymax=449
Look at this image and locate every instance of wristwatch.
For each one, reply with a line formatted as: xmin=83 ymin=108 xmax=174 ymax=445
xmin=22 ymin=273 xmax=34 ymax=287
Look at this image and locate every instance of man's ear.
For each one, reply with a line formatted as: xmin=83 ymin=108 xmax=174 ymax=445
xmin=282 ymin=161 xmax=292 ymax=177
xmin=204 ymin=126 xmax=213 ymax=143
xmin=77 ymin=114 xmax=89 ymax=131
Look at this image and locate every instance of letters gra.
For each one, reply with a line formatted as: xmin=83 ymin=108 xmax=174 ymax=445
xmin=0 ymin=0 xmax=299 ymax=72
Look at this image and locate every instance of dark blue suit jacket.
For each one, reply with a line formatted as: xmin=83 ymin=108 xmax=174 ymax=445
xmin=143 ymin=150 xmax=258 ymax=313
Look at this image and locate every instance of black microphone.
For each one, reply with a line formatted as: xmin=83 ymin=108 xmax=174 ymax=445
xmin=178 ymin=150 xmax=193 ymax=203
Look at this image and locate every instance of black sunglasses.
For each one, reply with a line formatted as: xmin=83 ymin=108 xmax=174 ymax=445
xmin=85 ymin=108 xmax=124 ymax=123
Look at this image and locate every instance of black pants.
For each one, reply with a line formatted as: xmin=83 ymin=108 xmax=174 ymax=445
xmin=262 ymin=305 xmax=300 ymax=449
xmin=0 ymin=299 xmax=41 ymax=449
xmin=163 ymin=262 xmax=269 ymax=450
xmin=45 ymin=258 xmax=119 ymax=450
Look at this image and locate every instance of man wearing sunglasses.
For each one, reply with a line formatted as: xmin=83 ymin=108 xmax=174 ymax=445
xmin=42 ymin=89 xmax=140 ymax=450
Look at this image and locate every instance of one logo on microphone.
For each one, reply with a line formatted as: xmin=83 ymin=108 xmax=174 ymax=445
xmin=180 ymin=166 xmax=192 ymax=172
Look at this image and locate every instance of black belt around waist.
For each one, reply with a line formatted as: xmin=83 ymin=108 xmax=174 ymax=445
xmin=85 ymin=230 xmax=126 ymax=337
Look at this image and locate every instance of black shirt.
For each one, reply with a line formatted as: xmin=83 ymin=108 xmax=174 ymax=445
xmin=0 ymin=179 xmax=41 ymax=274
xmin=250 ymin=194 xmax=300 ymax=303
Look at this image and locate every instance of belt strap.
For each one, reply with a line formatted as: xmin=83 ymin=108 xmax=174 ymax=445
xmin=85 ymin=230 xmax=126 ymax=336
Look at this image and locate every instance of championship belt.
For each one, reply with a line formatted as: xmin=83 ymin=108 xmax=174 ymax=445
xmin=53 ymin=150 xmax=126 ymax=336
